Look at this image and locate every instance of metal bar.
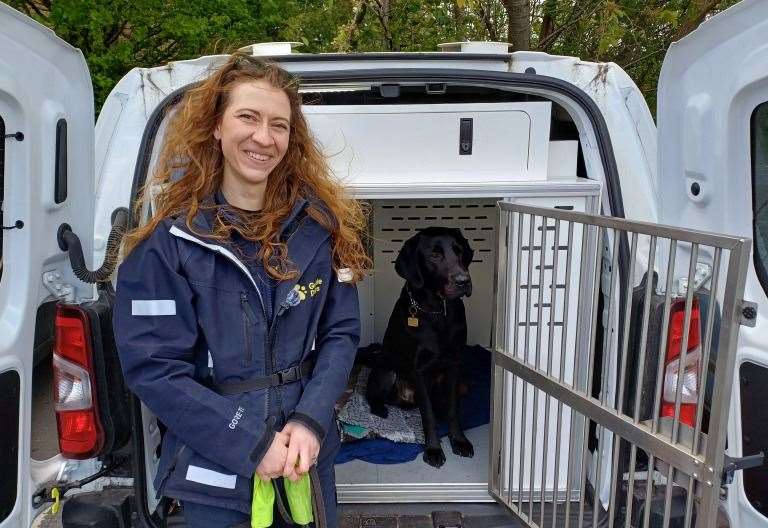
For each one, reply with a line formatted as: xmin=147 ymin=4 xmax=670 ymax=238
xmin=643 ymin=239 xmax=678 ymax=528
xmin=697 ymin=241 xmax=751 ymax=527
xmin=493 ymin=351 xmax=710 ymax=480
xmin=665 ymin=243 xmax=699 ymax=528
xmin=607 ymin=232 xmax=638 ymax=528
xmin=507 ymin=213 xmax=525 ymax=506
xmin=540 ymin=218 xmax=560 ymax=526
xmin=529 ymin=215 xmax=548 ymax=520
xmin=565 ymin=221 xmax=590 ymax=528
xmin=625 ymin=236 xmax=657 ymax=527
xmin=592 ymin=229 xmax=621 ymax=528
xmin=498 ymin=202 xmax=744 ymax=250
xmin=490 ymin=210 xmax=511 ymax=502
xmin=519 ymin=213 xmax=537 ymax=516
xmin=578 ymin=225 xmax=605 ymax=528
xmin=693 ymin=247 xmax=721 ymax=455
xmin=683 ymin=248 xmax=723 ymax=526
xmin=671 ymin=243 xmax=699 ymax=443
xmin=552 ymin=221 xmax=574 ymax=528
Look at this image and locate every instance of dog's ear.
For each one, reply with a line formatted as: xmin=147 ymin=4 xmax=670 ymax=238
xmin=395 ymin=232 xmax=424 ymax=289
xmin=451 ymin=228 xmax=474 ymax=268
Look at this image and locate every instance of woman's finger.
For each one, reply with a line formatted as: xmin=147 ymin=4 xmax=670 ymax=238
xmin=297 ymin=444 xmax=311 ymax=475
xmin=283 ymin=440 xmax=300 ymax=480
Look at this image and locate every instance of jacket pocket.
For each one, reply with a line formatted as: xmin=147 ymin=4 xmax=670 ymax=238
xmin=164 ymin=448 xmax=250 ymax=504
xmin=240 ymin=292 xmax=258 ymax=365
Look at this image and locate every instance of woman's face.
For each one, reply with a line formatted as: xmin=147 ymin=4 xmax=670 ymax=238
xmin=214 ymin=79 xmax=292 ymax=191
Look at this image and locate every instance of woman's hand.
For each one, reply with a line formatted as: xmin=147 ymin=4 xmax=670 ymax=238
xmin=281 ymin=422 xmax=320 ymax=481
xmin=255 ymin=431 xmax=290 ymax=481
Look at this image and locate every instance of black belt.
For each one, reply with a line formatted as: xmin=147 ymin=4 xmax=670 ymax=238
xmin=212 ymin=361 xmax=314 ymax=395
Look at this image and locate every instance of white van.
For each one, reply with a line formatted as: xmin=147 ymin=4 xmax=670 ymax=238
xmin=1 ymin=0 xmax=767 ymax=526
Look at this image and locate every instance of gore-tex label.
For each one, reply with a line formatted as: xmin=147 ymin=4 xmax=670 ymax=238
xmin=229 ymin=406 xmax=245 ymax=430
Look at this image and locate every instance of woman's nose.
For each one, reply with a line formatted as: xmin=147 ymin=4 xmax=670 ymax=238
xmin=251 ymin=123 xmax=273 ymax=145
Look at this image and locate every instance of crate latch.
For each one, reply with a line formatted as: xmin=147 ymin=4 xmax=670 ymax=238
xmin=722 ymin=451 xmax=764 ymax=484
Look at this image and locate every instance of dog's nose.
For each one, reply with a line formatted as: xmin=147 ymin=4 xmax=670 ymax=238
xmin=454 ymin=273 xmax=471 ymax=287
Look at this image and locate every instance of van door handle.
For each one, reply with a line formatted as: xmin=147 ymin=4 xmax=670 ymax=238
xmin=459 ymin=118 xmax=473 ymax=155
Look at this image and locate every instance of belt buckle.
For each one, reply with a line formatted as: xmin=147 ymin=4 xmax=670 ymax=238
xmin=276 ymin=365 xmax=299 ymax=384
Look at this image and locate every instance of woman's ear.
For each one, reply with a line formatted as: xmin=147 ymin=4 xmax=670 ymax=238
xmin=394 ymin=233 xmax=424 ymax=289
xmin=213 ymin=127 xmax=221 ymax=141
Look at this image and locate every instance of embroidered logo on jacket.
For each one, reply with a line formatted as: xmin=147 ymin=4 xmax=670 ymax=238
xmin=285 ymin=279 xmax=323 ymax=307
xmin=229 ymin=406 xmax=245 ymax=430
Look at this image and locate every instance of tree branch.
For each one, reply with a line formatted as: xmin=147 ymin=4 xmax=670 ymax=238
xmin=535 ymin=0 xmax=603 ymax=51
xmin=673 ymin=0 xmax=723 ymax=40
xmin=476 ymin=2 xmax=499 ymax=41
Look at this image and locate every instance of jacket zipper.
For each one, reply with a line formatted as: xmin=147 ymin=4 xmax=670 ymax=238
xmin=240 ymin=293 xmax=257 ymax=364
xmin=266 ymin=302 xmax=289 ymax=412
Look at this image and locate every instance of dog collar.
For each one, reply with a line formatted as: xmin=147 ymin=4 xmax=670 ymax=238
xmin=405 ymin=285 xmax=447 ymax=317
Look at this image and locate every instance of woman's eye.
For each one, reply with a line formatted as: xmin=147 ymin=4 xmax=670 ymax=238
xmin=238 ymin=114 xmax=254 ymax=121
xmin=273 ymin=123 xmax=289 ymax=131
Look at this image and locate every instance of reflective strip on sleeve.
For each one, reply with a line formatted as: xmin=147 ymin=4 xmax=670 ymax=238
xmin=185 ymin=465 xmax=237 ymax=489
xmin=131 ymin=300 xmax=176 ymax=316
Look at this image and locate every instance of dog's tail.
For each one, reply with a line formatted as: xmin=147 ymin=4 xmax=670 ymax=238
xmin=355 ymin=343 xmax=384 ymax=368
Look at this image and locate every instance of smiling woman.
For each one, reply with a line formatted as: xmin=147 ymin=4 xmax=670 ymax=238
xmin=113 ymin=54 xmax=369 ymax=528
xmin=214 ymin=80 xmax=292 ymax=211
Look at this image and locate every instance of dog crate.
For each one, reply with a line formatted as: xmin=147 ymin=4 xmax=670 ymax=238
xmin=333 ymin=184 xmax=600 ymax=502
xmin=305 ymin=100 xmax=604 ymax=502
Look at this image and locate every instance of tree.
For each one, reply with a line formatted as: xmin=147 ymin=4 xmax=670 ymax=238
xmin=7 ymin=0 xmax=744 ymax=114
xmin=501 ymin=0 xmax=531 ymax=50
xmin=8 ymin=0 xmax=311 ymax=111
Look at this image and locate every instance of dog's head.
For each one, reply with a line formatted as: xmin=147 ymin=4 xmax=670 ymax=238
xmin=394 ymin=227 xmax=474 ymax=299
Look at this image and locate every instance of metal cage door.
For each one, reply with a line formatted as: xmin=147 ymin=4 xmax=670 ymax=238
xmin=489 ymin=202 xmax=751 ymax=528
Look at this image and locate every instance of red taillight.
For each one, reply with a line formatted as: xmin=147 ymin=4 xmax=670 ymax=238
xmin=53 ymin=305 xmax=104 ymax=459
xmin=660 ymin=298 xmax=701 ymax=428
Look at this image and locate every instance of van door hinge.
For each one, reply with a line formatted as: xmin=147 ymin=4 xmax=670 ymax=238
xmin=740 ymin=301 xmax=758 ymax=327
xmin=43 ymin=270 xmax=75 ymax=302
xmin=722 ymin=452 xmax=764 ymax=484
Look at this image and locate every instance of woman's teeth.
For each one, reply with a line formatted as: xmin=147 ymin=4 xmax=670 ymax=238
xmin=245 ymin=151 xmax=270 ymax=162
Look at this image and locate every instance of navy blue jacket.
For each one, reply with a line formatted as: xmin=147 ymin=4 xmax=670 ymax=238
xmin=113 ymin=197 xmax=360 ymax=512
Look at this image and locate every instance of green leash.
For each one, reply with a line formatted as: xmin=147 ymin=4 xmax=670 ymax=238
xmin=251 ymin=469 xmax=320 ymax=528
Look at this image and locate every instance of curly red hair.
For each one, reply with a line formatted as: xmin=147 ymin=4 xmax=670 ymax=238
xmin=123 ymin=53 xmax=370 ymax=281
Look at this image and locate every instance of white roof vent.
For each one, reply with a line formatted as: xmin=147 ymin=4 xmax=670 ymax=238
xmin=438 ymin=41 xmax=511 ymax=54
xmin=238 ymin=42 xmax=302 ymax=56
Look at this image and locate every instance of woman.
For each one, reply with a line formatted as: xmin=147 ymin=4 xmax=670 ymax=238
xmin=113 ymin=54 xmax=368 ymax=527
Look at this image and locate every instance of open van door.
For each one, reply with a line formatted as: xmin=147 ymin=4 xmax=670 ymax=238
xmin=0 ymin=4 xmax=95 ymax=527
xmin=656 ymin=0 xmax=768 ymax=525
xmin=489 ymin=2 xmax=764 ymax=528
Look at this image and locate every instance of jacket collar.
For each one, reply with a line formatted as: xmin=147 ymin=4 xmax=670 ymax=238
xmin=170 ymin=194 xmax=332 ymax=311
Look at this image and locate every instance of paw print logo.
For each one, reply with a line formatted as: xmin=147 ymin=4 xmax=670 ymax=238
xmin=308 ymin=278 xmax=323 ymax=297
xmin=296 ymin=284 xmax=308 ymax=301
xmin=286 ymin=285 xmax=305 ymax=307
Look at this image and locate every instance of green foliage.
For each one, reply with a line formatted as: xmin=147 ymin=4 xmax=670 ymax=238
xmin=7 ymin=0 xmax=743 ymax=115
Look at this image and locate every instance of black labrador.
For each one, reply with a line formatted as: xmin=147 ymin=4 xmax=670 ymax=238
xmin=364 ymin=226 xmax=475 ymax=468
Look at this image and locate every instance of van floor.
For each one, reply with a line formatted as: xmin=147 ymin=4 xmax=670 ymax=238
xmin=335 ymin=424 xmax=489 ymax=485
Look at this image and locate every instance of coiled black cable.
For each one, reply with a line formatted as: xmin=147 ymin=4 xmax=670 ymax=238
xmin=57 ymin=207 xmax=130 ymax=284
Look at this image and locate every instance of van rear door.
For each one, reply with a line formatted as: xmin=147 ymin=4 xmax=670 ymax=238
xmin=656 ymin=0 xmax=768 ymax=525
xmin=0 ymin=5 xmax=95 ymax=527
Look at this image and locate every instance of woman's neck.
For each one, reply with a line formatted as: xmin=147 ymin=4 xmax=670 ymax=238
xmin=220 ymin=178 xmax=266 ymax=211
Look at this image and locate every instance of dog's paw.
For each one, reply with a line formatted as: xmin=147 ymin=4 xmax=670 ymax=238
xmin=450 ymin=436 xmax=474 ymax=458
xmin=423 ymin=447 xmax=446 ymax=468
xmin=369 ymin=404 xmax=389 ymax=419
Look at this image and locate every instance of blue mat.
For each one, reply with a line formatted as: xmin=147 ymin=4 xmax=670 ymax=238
xmin=335 ymin=345 xmax=491 ymax=465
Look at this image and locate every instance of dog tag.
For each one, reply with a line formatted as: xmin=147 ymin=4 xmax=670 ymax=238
xmin=407 ymin=316 xmax=419 ymax=328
